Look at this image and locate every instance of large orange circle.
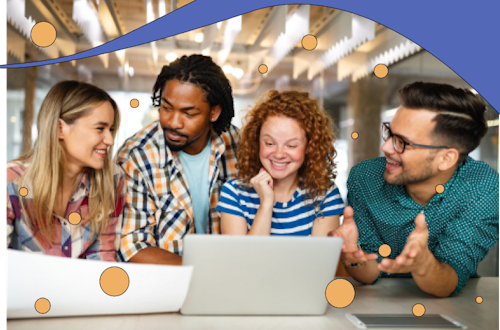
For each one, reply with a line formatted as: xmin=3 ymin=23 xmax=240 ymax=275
xmin=100 ymin=267 xmax=129 ymax=296
xmin=68 ymin=212 xmax=82 ymax=225
xmin=130 ymin=99 xmax=139 ymax=108
xmin=302 ymin=34 xmax=318 ymax=51
xmin=19 ymin=187 xmax=29 ymax=197
xmin=412 ymin=303 xmax=426 ymax=317
xmin=325 ymin=279 xmax=355 ymax=308
xmin=374 ymin=64 xmax=389 ymax=78
xmin=379 ymin=244 xmax=392 ymax=257
xmin=35 ymin=298 xmax=51 ymax=314
xmin=436 ymin=184 xmax=445 ymax=194
xmin=31 ymin=22 xmax=57 ymax=47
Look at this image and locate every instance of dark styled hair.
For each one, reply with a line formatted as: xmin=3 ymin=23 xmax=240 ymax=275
xmin=152 ymin=54 xmax=234 ymax=135
xmin=398 ymin=82 xmax=487 ymax=164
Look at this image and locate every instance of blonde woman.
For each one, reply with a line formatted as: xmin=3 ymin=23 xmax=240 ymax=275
xmin=7 ymin=80 xmax=125 ymax=261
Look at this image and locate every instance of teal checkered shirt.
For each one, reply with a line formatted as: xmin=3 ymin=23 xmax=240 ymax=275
xmin=347 ymin=156 xmax=499 ymax=296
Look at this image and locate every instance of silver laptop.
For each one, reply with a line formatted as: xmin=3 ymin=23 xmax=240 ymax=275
xmin=181 ymin=235 xmax=342 ymax=315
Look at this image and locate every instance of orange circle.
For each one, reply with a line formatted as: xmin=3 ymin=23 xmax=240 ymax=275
xmin=258 ymin=64 xmax=268 ymax=74
xmin=68 ymin=212 xmax=82 ymax=225
xmin=379 ymin=244 xmax=391 ymax=257
xmin=35 ymin=298 xmax=51 ymax=314
xmin=412 ymin=303 xmax=425 ymax=317
xmin=325 ymin=279 xmax=355 ymax=308
xmin=436 ymin=184 xmax=445 ymax=194
xmin=100 ymin=267 xmax=129 ymax=296
xmin=31 ymin=22 xmax=57 ymax=47
xmin=301 ymin=34 xmax=318 ymax=51
xmin=351 ymin=132 xmax=359 ymax=139
xmin=374 ymin=64 xmax=388 ymax=78
xmin=130 ymin=99 xmax=139 ymax=108
xmin=476 ymin=296 xmax=483 ymax=304
xmin=19 ymin=187 xmax=28 ymax=197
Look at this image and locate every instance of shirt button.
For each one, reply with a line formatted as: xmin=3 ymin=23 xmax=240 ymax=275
xmin=64 ymin=246 xmax=68 ymax=250
xmin=63 ymin=222 xmax=67 ymax=226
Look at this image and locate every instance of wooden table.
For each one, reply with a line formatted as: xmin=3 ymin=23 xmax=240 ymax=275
xmin=8 ymin=278 xmax=498 ymax=330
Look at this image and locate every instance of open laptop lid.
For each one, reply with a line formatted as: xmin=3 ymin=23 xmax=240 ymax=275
xmin=181 ymin=235 xmax=342 ymax=315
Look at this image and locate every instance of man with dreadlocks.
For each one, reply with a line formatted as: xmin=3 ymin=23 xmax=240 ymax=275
xmin=116 ymin=55 xmax=238 ymax=265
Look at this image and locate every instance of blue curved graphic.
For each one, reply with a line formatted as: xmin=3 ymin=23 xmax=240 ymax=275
xmin=2 ymin=0 xmax=499 ymax=112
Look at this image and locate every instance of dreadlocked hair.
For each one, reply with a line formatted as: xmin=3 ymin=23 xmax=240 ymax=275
xmin=152 ymin=54 xmax=234 ymax=135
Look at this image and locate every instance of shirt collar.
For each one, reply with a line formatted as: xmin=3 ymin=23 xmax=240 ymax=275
xmin=159 ymin=122 xmax=226 ymax=169
xmin=70 ymin=169 xmax=91 ymax=203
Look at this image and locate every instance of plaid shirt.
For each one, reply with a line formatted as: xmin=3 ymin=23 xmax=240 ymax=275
xmin=116 ymin=121 xmax=239 ymax=261
xmin=7 ymin=162 xmax=126 ymax=261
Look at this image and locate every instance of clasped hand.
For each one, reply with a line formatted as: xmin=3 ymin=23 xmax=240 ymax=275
xmin=329 ymin=207 xmax=432 ymax=276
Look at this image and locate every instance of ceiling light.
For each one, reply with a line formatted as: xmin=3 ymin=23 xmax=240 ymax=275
xmin=10 ymin=116 xmax=17 ymax=123
xmin=195 ymin=33 xmax=204 ymax=43
xmin=128 ymin=67 xmax=135 ymax=77
xmin=165 ymin=52 xmax=177 ymax=62
xmin=217 ymin=22 xmax=222 ymax=29
xmin=222 ymin=65 xmax=233 ymax=74
xmin=232 ymin=68 xmax=244 ymax=79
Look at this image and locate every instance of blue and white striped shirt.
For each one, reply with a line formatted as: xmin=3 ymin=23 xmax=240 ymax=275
xmin=216 ymin=179 xmax=345 ymax=235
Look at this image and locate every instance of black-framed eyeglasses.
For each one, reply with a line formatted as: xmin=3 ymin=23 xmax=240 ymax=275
xmin=381 ymin=122 xmax=450 ymax=154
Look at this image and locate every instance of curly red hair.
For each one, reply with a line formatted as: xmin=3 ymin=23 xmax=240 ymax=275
xmin=237 ymin=90 xmax=338 ymax=207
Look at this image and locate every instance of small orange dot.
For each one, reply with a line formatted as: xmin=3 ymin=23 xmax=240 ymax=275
xmin=301 ymin=34 xmax=318 ymax=51
xmin=31 ymin=22 xmax=57 ymax=47
xmin=100 ymin=267 xmax=129 ymax=296
xmin=68 ymin=212 xmax=82 ymax=225
xmin=476 ymin=296 xmax=483 ymax=304
xmin=351 ymin=132 xmax=359 ymax=139
xmin=436 ymin=184 xmax=445 ymax=194
xmin=379 ymin=244 xmax=391 ymax=257
xmin=130 ymin=99 xmax=139 ymax=108
xmin=35 ymin=298 xmax=51 ymax=314
xmin=258 ymin=64 xmax=268 ymax=74
xmin=412 ymin=303 xmax=425 ymax=317
xmin=325 ymin=279 xmax=355 ymax=308
xmin=19 ymin=187 xmax=28 ymax=197
xmin=374 ymin=64 xmax=388 ymax=78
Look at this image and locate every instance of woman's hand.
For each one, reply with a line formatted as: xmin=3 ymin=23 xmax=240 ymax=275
xmin=250 ymin=168 xmax=274 ymax=206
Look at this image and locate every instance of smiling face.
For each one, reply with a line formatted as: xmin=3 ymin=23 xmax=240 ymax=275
xmin=381 ymin=106 xmax=440 ymax=186
xmin=259 ymin=115 xmax=308 ymax=184
xmin=159 ymin=79 xmax=221 ymax=155
xmin=59 ymin=101 xmax=115 ymax=172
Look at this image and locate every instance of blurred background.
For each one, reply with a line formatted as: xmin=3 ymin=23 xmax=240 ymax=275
xmin=6 ymin=1 xmax=499 ymax=275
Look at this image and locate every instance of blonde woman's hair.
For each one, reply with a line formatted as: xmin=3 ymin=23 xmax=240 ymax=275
xmin=16 ymin=80 xmax=121 ymax=241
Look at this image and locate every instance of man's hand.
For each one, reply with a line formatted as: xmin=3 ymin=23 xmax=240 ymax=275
xmin=329 ymin=206 xmax=378 ymax=264
xmin=378 ymin=213 xmax=431 ymax=276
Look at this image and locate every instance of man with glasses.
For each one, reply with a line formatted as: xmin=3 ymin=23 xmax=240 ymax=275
xmin=330 ymin=82 xmax=499 ymax=297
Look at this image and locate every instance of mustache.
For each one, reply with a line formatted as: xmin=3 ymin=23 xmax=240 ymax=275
xmin=162 ymin=127 xmax=188 ymax=138
xmin=385 ymin=157 xmax=401 ymax=164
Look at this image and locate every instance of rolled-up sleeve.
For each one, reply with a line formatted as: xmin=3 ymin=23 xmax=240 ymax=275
xmin=117 ymin=153 xmax=159 ymax=262
xmin=433 ymin=184 xmax=499 ymax=296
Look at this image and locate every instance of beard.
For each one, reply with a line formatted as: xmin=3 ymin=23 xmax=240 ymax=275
xmin=163 ymin=128 xmax=192 ymax=152
xmin=383 ymin=166 xmax=434 ymax=185
xmin=383 ymin=153 xmax=436 ymax=185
